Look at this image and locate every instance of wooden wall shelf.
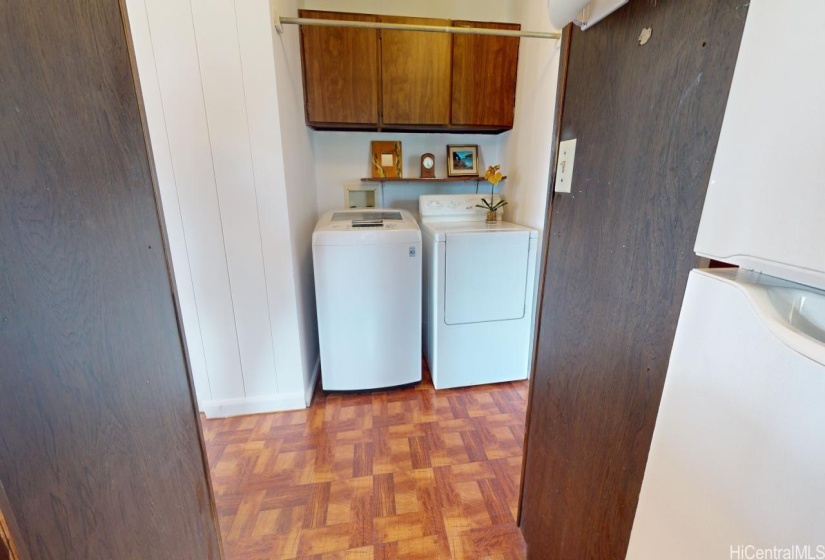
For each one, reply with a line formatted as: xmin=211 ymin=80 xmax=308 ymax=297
xmin=361 ymin=176 xmax=506 ymax=183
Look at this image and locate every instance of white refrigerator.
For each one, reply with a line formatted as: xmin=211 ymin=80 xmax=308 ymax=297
xmin=627 ymin=2 xmax=825 ymax=558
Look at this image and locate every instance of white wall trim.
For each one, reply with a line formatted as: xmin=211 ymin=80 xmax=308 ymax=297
xmin=200 ymin=392 xmax=307 ymax=419
xmin=201 ymin=355 xmax=320 ymax=418
xmin=305 ymin=357 xmax=320 ymax=407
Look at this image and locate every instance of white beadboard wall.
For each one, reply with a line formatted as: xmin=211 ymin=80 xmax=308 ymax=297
xmin=126 ymin=0 xmax=243 ymax=403
xmin=271 ymin=0 xmax=322 ymax=399
xmin=191 ymin=0 xmax=281 ymax=400
xmin=125 ymin=0 xmax=319 ymax=417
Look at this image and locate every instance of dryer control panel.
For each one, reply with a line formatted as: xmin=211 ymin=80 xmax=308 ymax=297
xmin=419 ymin=194 xmax=503 ymax=221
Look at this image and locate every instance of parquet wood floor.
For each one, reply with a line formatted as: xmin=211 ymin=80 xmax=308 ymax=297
xmin=201 ymin=366 xmax=529 ymax=560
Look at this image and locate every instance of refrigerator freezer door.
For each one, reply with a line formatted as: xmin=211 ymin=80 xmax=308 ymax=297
xmin=695 ymin=1 xmax=825 ymax=290
xmin=627 ymin=269 xmax=825 ymax=559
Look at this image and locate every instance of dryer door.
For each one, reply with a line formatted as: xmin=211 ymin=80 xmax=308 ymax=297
xmin=444 ymin=231 xmax=530 ymax=325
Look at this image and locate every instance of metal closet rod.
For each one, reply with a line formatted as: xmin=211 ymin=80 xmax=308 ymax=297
xmin=277 ymin=16 xmax=561 ymax=40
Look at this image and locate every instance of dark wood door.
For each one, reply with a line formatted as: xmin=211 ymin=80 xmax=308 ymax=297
xmin=380 ymin=16 xmax=452 ymax=125
xmin=0 ymin=1 xmax=222 ymax=558
xmin=451 ymin=21 xmax=520 ymax=128
xmin=300 ymin=10 xmax=380 ymax=127
xmin=519 ymin=1 xmax=748 ymax=558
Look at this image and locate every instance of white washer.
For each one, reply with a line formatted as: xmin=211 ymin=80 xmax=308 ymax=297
xmin=313 ymin=209 xmax=422 ymax=390
xmin=419 ymin=194 xmax=538 ymax=389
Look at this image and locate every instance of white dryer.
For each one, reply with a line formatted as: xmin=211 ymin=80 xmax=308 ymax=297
xmin=313 ymin=209 xmax=422 ymax=390
xmin=419 ymin=194 xmax=538 ymax=389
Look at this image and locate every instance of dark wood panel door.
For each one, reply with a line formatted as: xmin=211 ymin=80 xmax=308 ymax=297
xmin=380 ymin=16 xmax=452 ymax=125
xmin=451 ymin=21 xmax=520 ymax=127
xmin=0 ymin=1 xmax=222 ymax=558
xmin=299 ymin=10 xmax=380 ymax=127
xmin=519 ymin=1 xmax=748 ymax=558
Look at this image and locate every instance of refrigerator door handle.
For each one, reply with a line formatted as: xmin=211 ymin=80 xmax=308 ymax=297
xmin=704 ymin=270 xmax=825 ymax=367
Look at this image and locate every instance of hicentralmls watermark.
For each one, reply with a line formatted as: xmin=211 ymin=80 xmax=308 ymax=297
xmin=730 ymin=545 xmax=825 ymax=560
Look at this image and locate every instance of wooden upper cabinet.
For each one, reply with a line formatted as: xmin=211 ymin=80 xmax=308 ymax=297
xmin=451 ymin=21 xmax=520 ymax=127
xmin=299 ymin=10 xmax=379 ymax=127
xmin=297 ymin=11 xmax=521 ymax=132
xmin=379 ymin=16 xmax=452 ymax=125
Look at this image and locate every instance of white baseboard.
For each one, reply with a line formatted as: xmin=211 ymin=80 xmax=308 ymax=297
xmin=199 ymin=357 xmax=321 ymax=418
xmin=199 ymin=392 xmax=307 ymax=419
xmin=304 ymin=357 xmax=320 ymax=406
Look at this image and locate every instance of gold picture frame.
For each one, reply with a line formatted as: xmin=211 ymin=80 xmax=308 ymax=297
xmin=371 ymin=141 xmax=402 ymax=178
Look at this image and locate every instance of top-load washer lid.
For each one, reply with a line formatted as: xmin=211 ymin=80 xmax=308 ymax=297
xmin=313 ymin=208 xmax=421 ymax=246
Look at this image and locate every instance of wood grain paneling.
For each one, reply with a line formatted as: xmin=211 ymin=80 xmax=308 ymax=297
xmin=517 ymin=24 xmax=572 ymax=528
xmin=380 ymin=16 xmax=452 ymax=125
xmin=451 ymin=21 xmax=520 ymax=127
xmin=0 ymin=1 xmax=222 ymax=558
xmin=519 ymin=1 xmax=748 ymax=558
xmin=300 ymin=10 xmax=380 ymax=126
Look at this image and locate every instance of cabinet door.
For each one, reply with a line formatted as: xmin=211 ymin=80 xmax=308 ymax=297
xmin=380 ymin=16 xmax=452 ymax=125
xmin=300 ymin=10 xmax=379 ymax=126
xmin=452 ymin=21 xmax=520 ymax=128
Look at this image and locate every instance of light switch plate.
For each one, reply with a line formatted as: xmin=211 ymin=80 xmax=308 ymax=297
xmin=555 ymin=138 xmax=577 ymax=193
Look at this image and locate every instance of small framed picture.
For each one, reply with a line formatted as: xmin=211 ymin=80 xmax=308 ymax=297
xmin=447 ymin=145 xmax=479 ymax=176
xmin=371 ymin=141 xmax=402 ymax=178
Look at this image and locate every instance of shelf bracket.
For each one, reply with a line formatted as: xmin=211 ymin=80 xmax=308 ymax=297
xmin=272 ymin=4 xmax=284 ymax=34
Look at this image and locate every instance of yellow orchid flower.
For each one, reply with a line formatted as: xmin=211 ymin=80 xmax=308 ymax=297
xmin=484 ymin=164 xmax=503 ymax=186
xmin=476 ymin=164 xmax=508 ymax=214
